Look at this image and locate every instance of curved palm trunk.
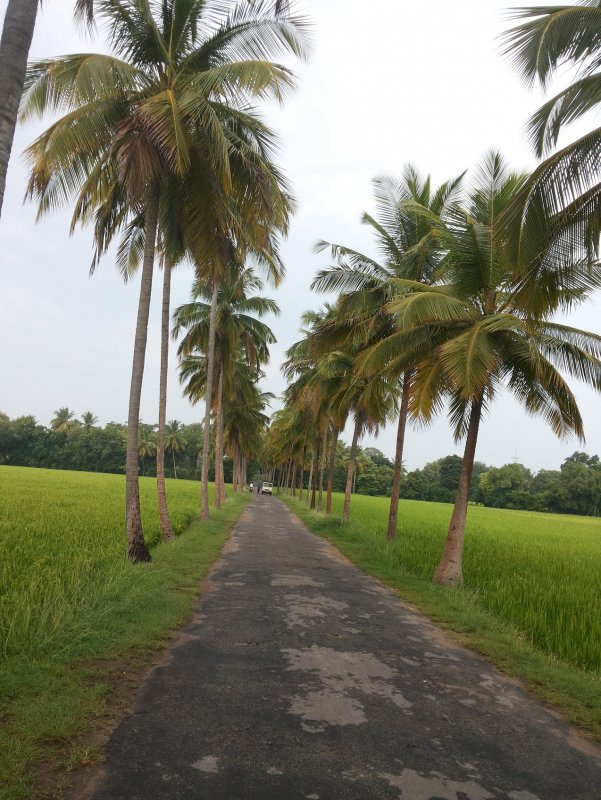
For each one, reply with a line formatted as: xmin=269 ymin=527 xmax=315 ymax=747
xmin=386 ymin=373 xmax=411 ymax=540
xmin=343 ymin=416 xmax=362 ymax=522
xmin=156 ymin=259 xmax=175 ymax=542
xmin=433 ymin=398 xmax=483 ymax=586
xmin=214 ymin=362 xmax=224 ymax=509
xmin=317 ymin=423 xmax=328 ymax=513
xmin=125 ymin=192 xmax=159 ymax=562
xmin=326 ymin=427 xmax=339 ymax=515
xmin=0 ymin=0 xmax=39 ymax=218
xmin=200 ymin=283 xmax=218 ymax=520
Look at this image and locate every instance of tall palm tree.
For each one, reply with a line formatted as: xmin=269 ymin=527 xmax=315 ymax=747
xmin=22 ymin=0 xmax=309 ymax=560
xmin=165 ymin=420 xmax=187 ymax=479
xmin=365 ymin=151 xmax=601 ymax=585
xmin=313 ymin=166 xmax=463 ymax=537
xmin=81 ymin=411 xmax=98 ymax=431
xmin=0 ymin=0 xmax=94 ymax=216
xmin=500 ymin=1 xmax=601 ymax=267
xmin=175 ymin=266 xmax=279 ymax=505
xmin=50 ymin=407 xmax=78 ymax=432
xmin=138 ymin=425 xmax=157 ymax=477
xmin=223 ymin=360 xmax=273 ymax=490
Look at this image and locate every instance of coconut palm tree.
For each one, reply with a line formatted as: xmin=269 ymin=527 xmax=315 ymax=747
xmin=50 ymin=407 xmax=78 ymax=432
xmin=364 ymin=151 xmax=601 ymax=585
xmin=223 ymin=361 xmax=273 ymax=491
xmin=22 ymin=0 xmax=309 ymax=560
xmin=81 ymin=411 xmax=98 ymax=431
xmin=313 ymin=165 xmax=463 ymax=537
xmin=175 ymin=266 xmax=279 ymax=506
xmin=500 ymin=1 xmax=601 ymax=267
xmin=0 ymin=0 xmax=94 ymax=217
xmin=138 ymin=425 xmax=157 ymax=476
xmin=165 ymin=420 xmax=187 ymax=479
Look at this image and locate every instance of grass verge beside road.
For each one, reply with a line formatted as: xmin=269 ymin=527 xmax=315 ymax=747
xmin=280 ymin=492 xmax=601 ymax=739
xmin=0 ymin=466 xmax=249 ymax=800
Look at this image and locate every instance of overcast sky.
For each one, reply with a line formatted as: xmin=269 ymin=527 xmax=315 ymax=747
xmin=1 ymin=0 xmax=599 ymax=472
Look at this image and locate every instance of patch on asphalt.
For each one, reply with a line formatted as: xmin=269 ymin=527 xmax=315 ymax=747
xmin=282 ymin=645 xmax=412 ymax=731
xmin=280 ymin=593 xmax=348 ymax=628
xmin=271 ymin=574 xmax=324 ymax=588
xmin=379 ymin=768 xmax=497 ymax=799
xmin=191 ymin=756 xmax=219 ymax=774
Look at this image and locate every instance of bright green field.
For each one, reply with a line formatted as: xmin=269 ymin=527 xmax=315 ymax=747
xmin=283 ymin=491 xmax=601 ymax=733
xmin=0 ymin=466 xmax=248 ymax=800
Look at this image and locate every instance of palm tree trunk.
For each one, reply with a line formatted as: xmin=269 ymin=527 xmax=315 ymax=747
xmin=433 ymin=397 xmax=483 ymax=586
xmin=214 ymin=362 xmax=224 ymax=509
xmin=0 ymin=0 xmax=39 ymax=218
xmin=125 ymin=191 xmax=159 ymax=563
xmin=310 ymin=437 xmax=319 ymax=510
xmin=200 ymin=283 xmax=218 ymax=520
xmin=172 ymin=449 xmax=177 ymax=479
xmin=326 ymin=427 xmax=339 ymax=515
xmin=291 ymin=462 xmax=297 ymax=497
xmin=386 ymin=372 xmax=411 ymax=540
xmin=306 ymin=451 xmax=315 ymax=506
xmin=156 ymin=258 xmax=174 ymax=542
xmin=343 ymin=416 xmax=362 ymax=522
xmin=232 ymin=447 xmax=238 ymax=492
xmin=299 ymin=443 xmax=306 ymax=502
xmin=317 ymin=423 xmax=328 ymax=513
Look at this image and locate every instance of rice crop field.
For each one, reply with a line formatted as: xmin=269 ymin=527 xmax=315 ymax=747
xmin=286 ymin=492 xmax=601 ymax=676
xmin=0 ymin=465 xmax=216 ymax=663
xmin=0 ymin=465 xmax=248 ymax=800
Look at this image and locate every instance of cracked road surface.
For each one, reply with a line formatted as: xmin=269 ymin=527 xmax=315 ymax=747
xmin=91 ymin=497 xmax=601 ymax=799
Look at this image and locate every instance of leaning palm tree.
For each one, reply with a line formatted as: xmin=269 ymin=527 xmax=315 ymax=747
xmin=500 ymin=1 xmax=601 ymax=266
xmin=22 ymin=0 xmax=309 ymax=560
xmin=364 ymin=151 xmax=601 ymax=585
xmin=51 ymin=407 xmax=78 ymax=432
xmin=0 ymin=0 xmax=95 ymax=217
xmin=313 ymin=165 xmax=463 ymax=537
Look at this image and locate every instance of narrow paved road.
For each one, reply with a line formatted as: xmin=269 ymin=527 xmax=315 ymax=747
xmin=91 ymin=497 xmax=601 ymax=800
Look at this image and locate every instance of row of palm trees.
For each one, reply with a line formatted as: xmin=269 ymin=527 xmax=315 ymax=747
xmin=264 ymin=2 xmax=601 ymax=586
xmin=8 ymin=0 xmax=310 ymax=559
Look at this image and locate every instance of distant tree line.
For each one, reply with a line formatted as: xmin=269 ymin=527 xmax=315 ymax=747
xmin=279 ymin=437 xmax=601 ymax=518
xmin=0 ymin=411 xmax=265 ymax=484
xmin=0 ymin=412 xmax=199 ymax=479
xmin=402 ymin=452 xmax=601 ymax=517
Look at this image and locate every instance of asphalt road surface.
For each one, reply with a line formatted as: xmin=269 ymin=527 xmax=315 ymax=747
xmin=91 ymin=496 xmax=601 ymax=800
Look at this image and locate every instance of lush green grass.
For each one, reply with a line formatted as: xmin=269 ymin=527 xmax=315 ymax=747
xmin=282 ymin=491 xmax=601 ymax=735
xmin=0 ymin=466 xmax=249 ymax=800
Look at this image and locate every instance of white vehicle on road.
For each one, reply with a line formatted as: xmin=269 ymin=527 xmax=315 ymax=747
xmin=261 ymin=482 xmax=273 ymax=495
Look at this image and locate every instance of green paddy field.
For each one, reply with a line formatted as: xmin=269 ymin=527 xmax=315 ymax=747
xmin=282 ymin=491 xmax=601 ymax=735
xmin=2 ymin=466 xmax=601 ymax=798
xmin=0 ymin=466 xmax=249 ymax=800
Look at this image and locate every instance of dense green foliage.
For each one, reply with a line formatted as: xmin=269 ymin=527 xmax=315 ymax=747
xmin=403 ymin=451 xmax=601 ymax=516
xmin=0 ymin=465 xmax=249 ymax=799
xmin=0 ymin=413 xmax=203 ymax=478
